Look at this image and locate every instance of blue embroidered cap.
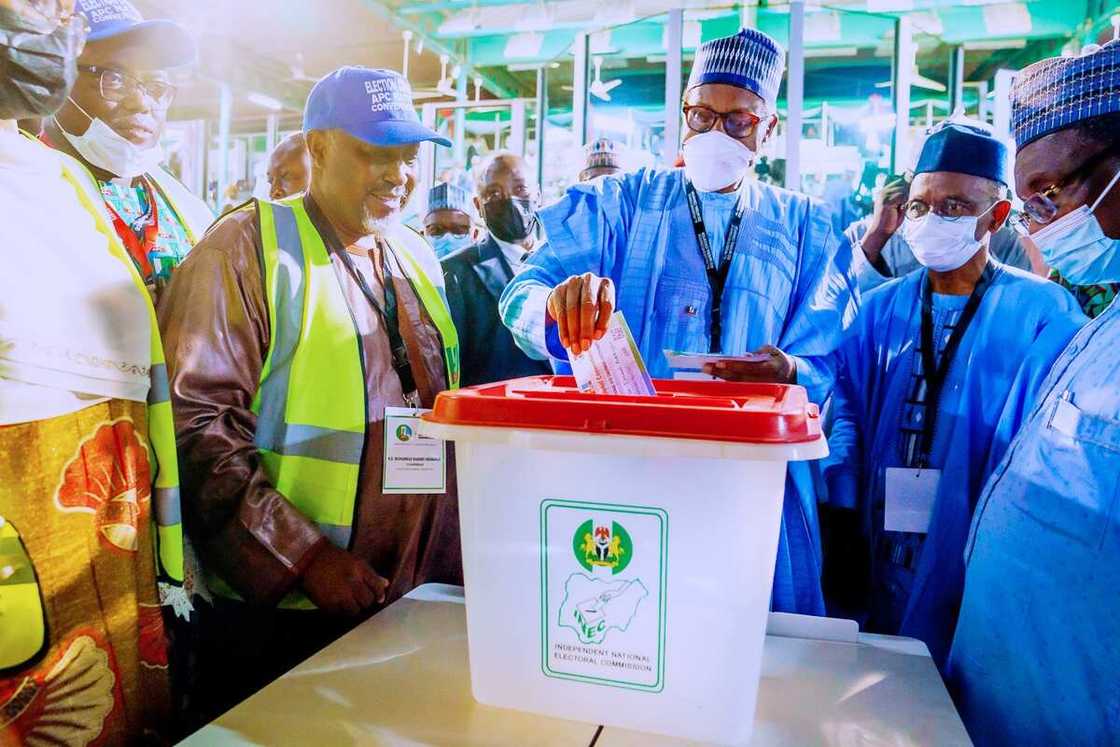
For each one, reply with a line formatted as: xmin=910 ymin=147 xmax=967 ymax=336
xmin=304 ymin=66 xmax=452 ymax=148
xmin=427 ymin=182 xmax=472 ymax=216
xmin=686 ymin=28 xmax=785 ymax=108
xmin=1011 ymin=40 xmax=1120 ymax=150
xmin=915 ymin=121 xmax=1010 ymax=187
xmin=75 ymin=0 xmax=195 ymax=67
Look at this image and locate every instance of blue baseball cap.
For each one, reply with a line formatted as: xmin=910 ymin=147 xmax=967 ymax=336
xmin=304 ymin=67 xmax=452 ymax=149
xmin=75 ymin=0 xmax=196 ymax=68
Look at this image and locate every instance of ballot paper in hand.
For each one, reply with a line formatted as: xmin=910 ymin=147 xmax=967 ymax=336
xmin=664 ymin=350 xmax=771 ymax=380
xmin=568 ymin=312 xmax=655 ymax=396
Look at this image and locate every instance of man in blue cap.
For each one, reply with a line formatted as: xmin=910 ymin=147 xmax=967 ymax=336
xmin=424 ymin=181 xmax=476 ymax=258
xmin=442 ymin=152 xmax=553 ymax=386
xmin=947 ymin=41 xmax=1120 ymax=746
xmin=43 ymin=0 xmax=212 ymax=299
xmin=821 ymin=120 xmax=1086 ymax=669
xmin=501 ymin=28 xmax=858 ymax=614
xmin=157 ymin=66 xmax=463 ymax=723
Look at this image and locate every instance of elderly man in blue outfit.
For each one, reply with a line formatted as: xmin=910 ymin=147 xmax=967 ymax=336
xmin=823 ymin=121 xmax=1086 ymax=669
xmin=947 ymin=41 xmax=1120 ymax=746
xmin=500 ymin=28 xmax=858 ymax=614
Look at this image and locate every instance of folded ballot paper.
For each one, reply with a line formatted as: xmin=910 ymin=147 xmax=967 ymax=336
xmin=567 ymin=312 xmax=656 ymax=396
xmin=664 ymin=350 xmax=771 ymax=380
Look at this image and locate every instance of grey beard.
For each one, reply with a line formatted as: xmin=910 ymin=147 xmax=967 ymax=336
xmin=361 ymin=205 xmax=402 ymax=237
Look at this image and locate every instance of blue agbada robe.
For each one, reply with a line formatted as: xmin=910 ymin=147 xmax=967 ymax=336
xmin=948 ymin=297 xmax=1120 ymax=746
xmin=500 ymin=167 xmax=859 ymax=614
xmin=824 ymin=264 xmax=1085 ymax=668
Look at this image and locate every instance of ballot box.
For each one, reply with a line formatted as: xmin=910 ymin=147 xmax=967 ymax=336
xmin=419 ymin=376 xmax=828 ymax=745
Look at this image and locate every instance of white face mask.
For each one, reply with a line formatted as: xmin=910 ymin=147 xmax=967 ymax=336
xmin=56 ymin=97 xmax=164 ymax=179
xmin=682 ymin=131 xmax=755 ymax=192
xmin=1029 ymin=167 xmax=1120 ymax=285
xmin=901 ymin=203 xmax=995 ymax=273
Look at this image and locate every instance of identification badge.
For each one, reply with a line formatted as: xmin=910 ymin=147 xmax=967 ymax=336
xmin=884 ymin=467 xmax=941 ymax=534
xmin=383 ymin=406 xmax=446 ymax=494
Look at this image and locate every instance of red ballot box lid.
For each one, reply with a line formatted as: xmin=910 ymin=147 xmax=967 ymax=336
xmin=423 ymin=376 xmax=821 ymax=444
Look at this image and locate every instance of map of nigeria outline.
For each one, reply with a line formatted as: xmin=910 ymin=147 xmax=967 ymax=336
xmin=559 ymin=573 xmax=649 ymax=644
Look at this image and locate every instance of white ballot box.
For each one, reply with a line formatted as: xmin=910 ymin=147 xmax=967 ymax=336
xmin=420 ymin=376 xmax=828 ymax=745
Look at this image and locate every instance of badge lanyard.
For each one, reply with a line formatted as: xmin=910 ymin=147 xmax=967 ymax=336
xmin=683 ymin=179 xmax=747 ymax=353
xmin=915 ymin=262 xmax=996 ymax=466
xmin=331 ymin=239 xmax=420 ymax=406
xmin=104 ymin=176 xmax=160 ymax=280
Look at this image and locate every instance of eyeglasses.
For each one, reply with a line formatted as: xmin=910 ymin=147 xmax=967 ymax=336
xmin=1018 ymin=146 xmax=1117 ymax=228
xmin=683 ymin=105 xmax=764 ymax=140
xmin=79 ymin=64 xmax=177 ymax=108
xmin=904 ymin=197 xmax=992 ymax=222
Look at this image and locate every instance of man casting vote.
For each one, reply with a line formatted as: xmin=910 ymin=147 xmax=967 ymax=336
xmin=500 ymin=28 xmax=858 ymax=614
xmin=822 ymin=122 xmax=1085 ymax=667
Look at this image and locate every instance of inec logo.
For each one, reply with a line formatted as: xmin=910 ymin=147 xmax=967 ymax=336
xmin=573 ymin=520 xmax=633 ymax=574
xmin=395 ymin=423 xmax=414 ymax=442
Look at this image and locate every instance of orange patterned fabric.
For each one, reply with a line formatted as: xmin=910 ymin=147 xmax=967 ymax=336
xmin=0 ymin=401 xmax=170 ymax=746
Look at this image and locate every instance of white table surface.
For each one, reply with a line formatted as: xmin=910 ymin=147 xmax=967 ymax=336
xmin=183 ymin=584 xmax=971 ymax=746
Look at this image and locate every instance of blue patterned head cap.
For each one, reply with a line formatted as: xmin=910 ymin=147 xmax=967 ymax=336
xmin=1011 ymin=40 xmax=1120 ymax=151
xmin=686 ymin=28 xmax=786 ymax=108
xmin=427 ymin=182 xmax=472 ymax=215
xmin=915 ymin=120 xmax=1009 ymax=187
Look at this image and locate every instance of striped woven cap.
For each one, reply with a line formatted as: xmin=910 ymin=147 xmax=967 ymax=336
xmin=1011 ymin=40 xmax=1120 ymax=150
xmin=686 ymin=28 xmax=786 ymax=108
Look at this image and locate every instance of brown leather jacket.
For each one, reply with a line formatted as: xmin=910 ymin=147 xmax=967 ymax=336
xmin=157 ymin=195 xmax=462 ymax=607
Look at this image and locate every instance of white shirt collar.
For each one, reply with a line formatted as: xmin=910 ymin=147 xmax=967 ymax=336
xmin=492 ymin=234 xmax=533 ymax=273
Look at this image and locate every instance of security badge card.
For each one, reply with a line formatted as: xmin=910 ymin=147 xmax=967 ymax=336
xmin=383 ymin=407 xmax=446 ymax=494
xmin=883 ymin=468 xmax=941 ymax=534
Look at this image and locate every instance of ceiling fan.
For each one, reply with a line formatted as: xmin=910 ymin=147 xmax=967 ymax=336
xmin=411 ymin=54 xmax=458 ymax=101
xmin=286 ymin=52 xmax=318 ymax=84
xmin=563 ymin=57 xmax=623 ymax=101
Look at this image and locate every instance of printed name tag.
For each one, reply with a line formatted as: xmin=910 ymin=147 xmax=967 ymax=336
xmin=383 ymin=407 xmax=446 ymax=494
xmin=884 ymin=468 xmax=941 ymax=534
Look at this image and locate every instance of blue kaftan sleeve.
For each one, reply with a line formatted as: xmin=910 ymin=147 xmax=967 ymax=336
xmin=779 ymin=197 xmax=861 ymax=406
xmin=985 ymin=285 xmax=1087 ymax=476
xmin=819 ymin=299 xmax=875 ymax=511
xmin=499 ymin=170 xmax=644 ymax=361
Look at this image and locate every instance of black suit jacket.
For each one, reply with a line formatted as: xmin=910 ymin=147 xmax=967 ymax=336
xmin=441 ymin=236 xmax=553 ymax=387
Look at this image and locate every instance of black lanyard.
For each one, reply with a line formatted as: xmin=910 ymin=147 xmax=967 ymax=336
xmin=916 ymin=262 xmax=997 ymax=466
xmin=683 ymin=179 xmax=747 ymax=353
xmin=331 ymin=239 xmax=418 ymax=399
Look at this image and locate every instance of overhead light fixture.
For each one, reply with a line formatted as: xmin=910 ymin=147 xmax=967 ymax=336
xmin=504 ymin=32 xmax=545 ymax=59
xmin=805 ymin=47 xmax=861 ymax=58
xmin=963 ymin=39 xmax=1028 ymax=51
xmin=248 ymin=92 xmax=283 ymax=111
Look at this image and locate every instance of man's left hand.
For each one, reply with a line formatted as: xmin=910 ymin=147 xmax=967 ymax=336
xmin=701 ymin=345 xmax=797 ymax=384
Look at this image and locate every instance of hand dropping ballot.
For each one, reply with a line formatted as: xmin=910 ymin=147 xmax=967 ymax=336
xmin=567 ymin=313 xmax=655 ymax=396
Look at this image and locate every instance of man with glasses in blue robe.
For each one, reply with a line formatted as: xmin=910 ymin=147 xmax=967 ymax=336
xmin=947 ymin=41 xmax=1120 ymax=746
xmin=823 ymin=121 xmax=1085 ymax=669
xmin=500 ymin=28 xmax=858 ymax=614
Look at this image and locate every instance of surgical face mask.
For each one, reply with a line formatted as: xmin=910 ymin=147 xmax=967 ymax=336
xmin=429 ymin=232 xmax=473 ymax=258
xmin=55 ymin=96 xmax=164 ymax=178
xmin=901 ymin=204 xmax=995 ymax=273
xmin=682 ymin=130 xmax=755 ymax=192
xmin=1030 ymin=167 xmax=1120 ymax=285
xmin=483 ymin=196 xmax=537 ymax=243
xmin=0 ymin=11 xmax=85 ymax=120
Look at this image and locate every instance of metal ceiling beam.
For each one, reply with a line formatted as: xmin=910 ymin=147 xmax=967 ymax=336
xmin=359 ymin=0 xmax=522 ymax=98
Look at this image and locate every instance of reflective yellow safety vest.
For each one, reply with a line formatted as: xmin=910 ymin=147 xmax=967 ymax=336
xmin=0 ymin=517 xmax=48 ymax=671
xmin=59 ymin=157 xmax=185 ymax=587
xmin=220 ymin=197 xmax=459 ymax=609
